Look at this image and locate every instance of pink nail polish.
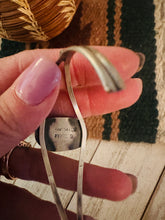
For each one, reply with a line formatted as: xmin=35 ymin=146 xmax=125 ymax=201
xmin=15 ymin=57 xmax=61 ymax=105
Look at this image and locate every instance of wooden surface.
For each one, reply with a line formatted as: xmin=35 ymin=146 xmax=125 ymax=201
xmin=1 ymin=133 xmax=165 ymax=220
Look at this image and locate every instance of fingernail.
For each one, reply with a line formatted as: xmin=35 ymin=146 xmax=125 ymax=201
xmin=15 ymin=57 xmax=61 ymax=105
xmin=127 ymin=174 xmax=138 ymax=194
xmin=136 ymin=52 xmax=145 ymax=72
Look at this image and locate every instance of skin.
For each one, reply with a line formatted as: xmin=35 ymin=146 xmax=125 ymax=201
xmin=0 ymin=46 xmax=142 ymax=219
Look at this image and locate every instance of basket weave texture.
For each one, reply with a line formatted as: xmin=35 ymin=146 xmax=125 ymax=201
xmin=0 ymin=0 xmax=80 ymax=42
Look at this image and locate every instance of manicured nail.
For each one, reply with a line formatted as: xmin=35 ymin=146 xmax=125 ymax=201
xmin=15 ymin=57 xmax=61 ymax=105
xmin=127 ymin=174 xmax=138 ymax=194
xmin=136 ymin=52 xmax=145 ymax=72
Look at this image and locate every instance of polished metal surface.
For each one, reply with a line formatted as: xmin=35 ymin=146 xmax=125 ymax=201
xmin=36 ymin=117 xmax=82 ymax=151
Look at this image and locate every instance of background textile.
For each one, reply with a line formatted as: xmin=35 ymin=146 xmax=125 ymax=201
xmin=0 ymin=0 xmax=164 ymax=144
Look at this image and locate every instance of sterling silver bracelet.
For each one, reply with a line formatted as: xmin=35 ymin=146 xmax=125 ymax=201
xmin=38 ymin=46 xmax=124 ymax=220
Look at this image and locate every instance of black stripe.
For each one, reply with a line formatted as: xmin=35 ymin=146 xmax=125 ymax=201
xmin=102 ymin=0 xmax=116 ymax=140
xmin=118 ymin=0 xmax=158 ymax=143
xmin=107 ymin=0 xmax=116 ymax=46
xmin=102 ymin=114 xmax=112 ymax=140
xmin=0 ymin=39 xmax=25 ymax=58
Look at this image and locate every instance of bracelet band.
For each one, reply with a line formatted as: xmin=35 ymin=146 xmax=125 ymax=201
xmin=39 ymin=46 xmax=124 ymax=220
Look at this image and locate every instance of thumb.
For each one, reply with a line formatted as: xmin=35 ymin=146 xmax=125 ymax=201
xmin=0 ymin=57 xmax=61 ymax=157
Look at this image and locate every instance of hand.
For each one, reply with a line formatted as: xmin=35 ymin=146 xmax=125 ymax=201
xmin=0 ymin=46 xmax=142 ymax=220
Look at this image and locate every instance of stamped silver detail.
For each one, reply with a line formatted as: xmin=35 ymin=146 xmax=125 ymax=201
xmin=36 ymin=117 xmax=82 ymax=151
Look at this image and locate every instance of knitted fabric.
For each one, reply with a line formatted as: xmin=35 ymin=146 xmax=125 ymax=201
xmin=0 ymin=0 xmax=164 ymax=144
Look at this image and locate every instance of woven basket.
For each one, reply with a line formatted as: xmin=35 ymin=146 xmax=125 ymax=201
xmin=0 ymin=0 xmax=80 ymax=42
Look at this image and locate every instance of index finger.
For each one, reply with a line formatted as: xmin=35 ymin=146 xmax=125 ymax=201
xmin=0 ymin=46 xmax=140 ymax=94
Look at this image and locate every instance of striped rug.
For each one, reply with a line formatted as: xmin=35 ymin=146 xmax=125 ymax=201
xmin=0 ymin=0 xmax=164 ymax=144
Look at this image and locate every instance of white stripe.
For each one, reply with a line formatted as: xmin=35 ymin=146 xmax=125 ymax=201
xmin=154 ymin=0 xmax=165 ymax=143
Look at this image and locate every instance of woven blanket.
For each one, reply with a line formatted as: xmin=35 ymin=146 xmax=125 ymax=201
xmin=0 ymin=0 xmax=164 ymax=144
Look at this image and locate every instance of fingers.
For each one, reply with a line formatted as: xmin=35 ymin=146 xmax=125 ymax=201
xmin=68 ymin=46 xmax=140 ymax=89
xmin=8 ymin=147 xmax=136 ymax=201
xmin=0 ymin=58 xmax=61 ymax=157
xmin=0 ymin=181 xmax=92 ymax=220
xmin=0 ymin=46 xmax=142 ymax=157
xmin=0 ymin=46 xmax=140 ymax=94
xmin=52 ymin=78 xmax=142 ymax=117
